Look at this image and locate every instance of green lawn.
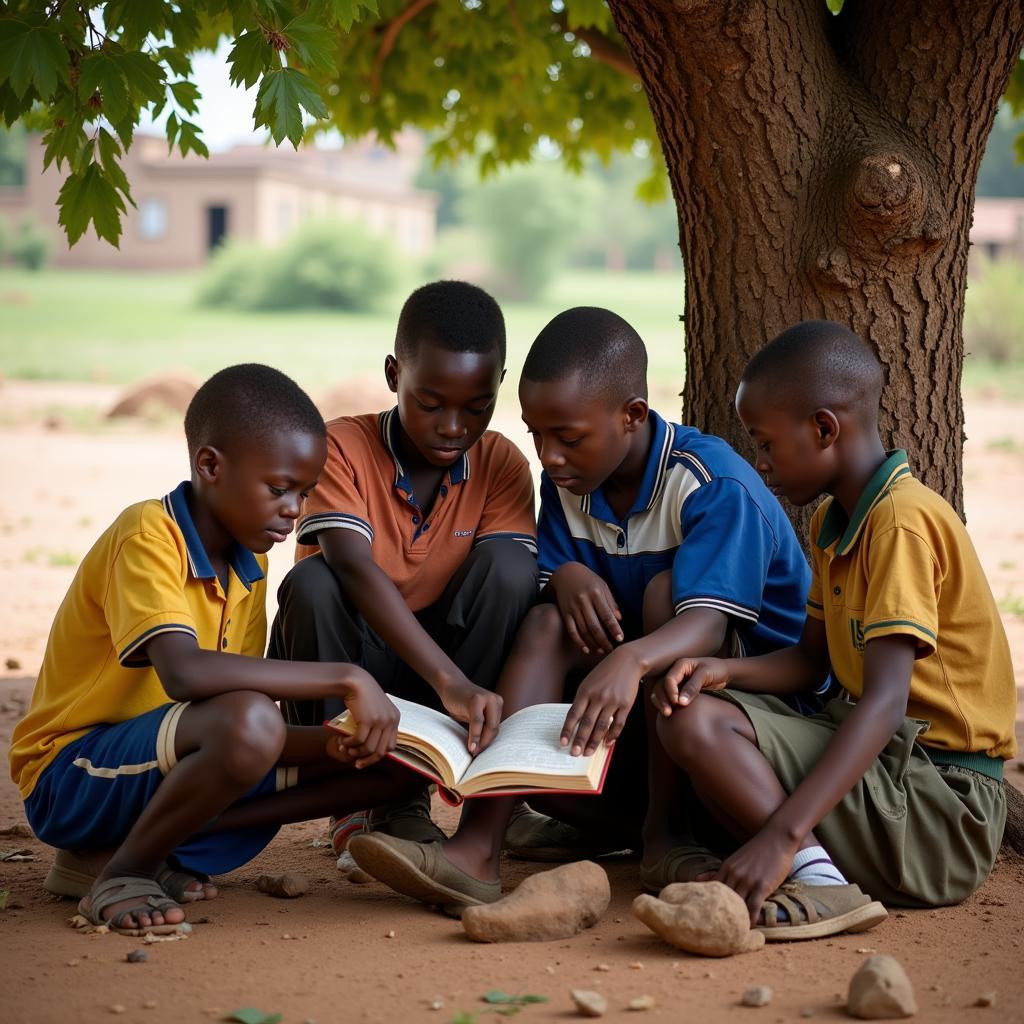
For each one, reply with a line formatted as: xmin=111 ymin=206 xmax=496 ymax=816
xmin=0 ymin=266 xmax=1016 ymax=398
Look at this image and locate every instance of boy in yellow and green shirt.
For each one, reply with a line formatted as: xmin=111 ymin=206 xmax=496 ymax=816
xmin=650 ymin=320 xmax=1014 ymax=941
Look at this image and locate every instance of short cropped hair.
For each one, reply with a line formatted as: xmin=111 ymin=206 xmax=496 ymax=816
xmin=521 ymin=307 xmax=648 ymax=405
xmin=394 ymin=280 xmax=506 ymax=364
xmin=184 ymin=363 xmax=325 ymax=458
xmin=741 ymin=321 xmax=883 ymax=422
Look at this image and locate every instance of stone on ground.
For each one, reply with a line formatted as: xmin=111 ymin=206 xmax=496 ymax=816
xmin=462 ymin=861 xmax=610 ymax=943
xmin=631 ymin=881 xmax=764 ymax=957
xmin=255 ymin=873 xmax=308 ymax=898
xmin=847 ymin=955 xmax=917 ymax=1019
xmin=741 ymin=986 xmax=773 ymax=1007
xmin=570 ymin=989 xmax=607 ymax=1017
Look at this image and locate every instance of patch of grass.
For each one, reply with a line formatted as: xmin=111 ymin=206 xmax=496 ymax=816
xmin=999 ymin=559 xmax=1016 ymax=571
xmin=997 ymin=594 xmax=1024 ymax=618
xmin=47 ymin=550 xmax=79 ymax=567
xmin=986 ymin=435 xmax=1023 ymax=454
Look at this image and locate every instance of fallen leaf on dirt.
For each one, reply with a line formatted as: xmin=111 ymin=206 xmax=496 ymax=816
xmin=223 ymin=1010 xmax=283 ymax=1024
xmin=0 ymin=848 xmax=34 ymax=861
xmin=141 ymin=931 xmax=190 ymax=944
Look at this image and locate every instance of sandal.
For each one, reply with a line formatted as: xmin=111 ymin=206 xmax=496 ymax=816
xmin=639 ymin=844 xmax=723 ymax=893
xmin=77 ymin=875 xmax=189 ymax=936
xmin=348 ymin=833 xmax=500 ymax=918
xmin=155 ymin=862 xmax=215 ymax=903
xmin=756 ymin=881 xmax=887 ymax=942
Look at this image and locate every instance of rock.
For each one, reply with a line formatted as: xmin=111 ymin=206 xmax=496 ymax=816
xmin=974 ymin=993 xmax=996 ymax=1008
xmin=0 ymin=824 xmax=32 ymax=838
xmin=632 ymin=881 xmax=764 ymax=957
xmin=106 ymin=374 xmax=200 ymax=420
xmin=256 ymin=873 xmax=308 ymax=898
xmin=847 ymin=956 xmax=917 ymax=1019
xmin=125 ymin=949 xmax=147 ymax=963
xmin=143 ymin=1001 xmax=157 ymax=1009
xmin=462 ymin=861 xmax=610 ymax=943
xmin=109 ymin=1006 xmax=126 ymax=1015
xmin=5 ymin=657 xmax=21 ymax=670
xmin=594 ymin=963 xmax=611 ymax=972
xmin=741 ymin=986 xmax=773 ymax=1007
xmin=800 ymin=1010 xmax=816 ymax=1019
xmin=628 ymin=995 xmax=655 ymax=1011
xmin=571 ymin=989 xmax=608 ymax=1017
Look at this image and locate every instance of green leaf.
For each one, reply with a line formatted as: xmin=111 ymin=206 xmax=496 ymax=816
xmin=58 ymin=162 xmax=126 ymax=246
xmin=97 ymin=127 xmax=135 ymax=206
xmin=223 ymin=1010 xmax=284 ymax=1024
xmin=480 ymin=992 xmax=548 ymax=1007
xmin=449 ymin=1014 xmax=478 ymax=1024
xmin=0 ymin=16 xmax=69 ymax=101
xmin=165 ymin=110 xmax=180 ymax=152
xmin=825 ymin=0 xmax=845 ymax=13
xmin=328 ymin=0 xmax=378 ymax=32
xmin=284 ymin=11 xmax=338 ymax=73
xmin=104 ymin=0 xmax=168 ymax=46
xmin=565 ymin=0 xmax=613 ymax=32
xmin=177 ymin=118 xmax=209 ymax=158
xmin=113 ymin=51 xmax=166 ymax=106
xmin=254 ymin=67 xmax=327 ymax=147
xmin=78 ymin=54 xmax=131 ymax=125
xmin=170 ymin=79 xmax=201 ymax=114
xmin=482 ymin=992 xmax=515 ymax=1005
xmin=1005 ymin=58 xmax=1024 ymax=119
xmin=228 ymin=30 xmax=274 ymax=89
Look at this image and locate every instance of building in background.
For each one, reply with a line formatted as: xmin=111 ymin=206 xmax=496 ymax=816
xmin=969 ymin=198 xmax=1024 ymax=268
xmin=0 ymin=132 xmax=437 ymax=269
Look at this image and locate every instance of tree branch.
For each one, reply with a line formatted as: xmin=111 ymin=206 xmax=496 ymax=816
xmin=554 ymin=12 xmax=638 ymax=79
xmin=370 ymin=0 xmax=436 ymax=95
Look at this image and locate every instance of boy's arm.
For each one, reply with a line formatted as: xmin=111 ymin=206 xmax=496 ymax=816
xmin=144 ymin=632 xmax=400 ymax=767
xmin=715 ymin=633 xmax=915 ymax=920
xmin=318 ymin=529 xmax=501 ymax=754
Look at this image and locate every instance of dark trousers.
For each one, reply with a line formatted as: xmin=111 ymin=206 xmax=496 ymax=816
xmin=267 ymin=540 xmax=539 ymax=726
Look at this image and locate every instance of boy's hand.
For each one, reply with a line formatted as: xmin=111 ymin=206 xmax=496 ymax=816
xmin=334 ymin=667 xmax=400 ymax=769
xmin=560 ymin=648 xmax=641 ymax=756
xmin=714 ymin=825 xmax=800 ymax=925
xmin=650 ymin=657 xmax=731 ymax=716
xmin=549 ymin=563 xmax=624 ymax=656
xmin=438 ymin=675 xmax=503 ymax=754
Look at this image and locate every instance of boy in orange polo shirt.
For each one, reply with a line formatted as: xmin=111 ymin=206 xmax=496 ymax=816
xmin=269 ymin=281 xmax=550 ymax=846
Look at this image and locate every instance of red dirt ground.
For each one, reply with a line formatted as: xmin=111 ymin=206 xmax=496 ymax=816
xmin=1 ymin=382 xmax=1022 ymax=1024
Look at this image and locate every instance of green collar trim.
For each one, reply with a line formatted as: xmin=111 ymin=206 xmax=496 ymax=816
xmin=816 ymin=450 xmax=912 ymax=556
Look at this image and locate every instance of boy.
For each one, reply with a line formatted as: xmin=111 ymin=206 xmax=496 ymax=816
xmin=649 ymin=320 xmax=1015 ymax=940
xmin=268 ymin=281 xmax=547 ymax=848
xmin=348 ymin=307 xmax=812 ymax=912
xmin=9 ymin=364 xmax=421 ymax=935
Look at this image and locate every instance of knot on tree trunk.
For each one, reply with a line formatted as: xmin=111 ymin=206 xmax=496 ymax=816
xmin=849 ymin=151 xmax=947 ymax=254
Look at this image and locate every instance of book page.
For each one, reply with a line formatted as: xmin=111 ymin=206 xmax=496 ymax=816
xmin=461 ymin=703 xmax=595 ymax=783
xmin=388 ymin=695 xmax=474 ymax=785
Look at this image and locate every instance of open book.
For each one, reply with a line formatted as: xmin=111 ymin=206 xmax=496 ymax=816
xmin=326 ymin=696 xmax=613 ymax=805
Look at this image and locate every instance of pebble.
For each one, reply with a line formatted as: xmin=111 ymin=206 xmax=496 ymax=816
xmin=741 ymin=986 xmax=773 ymax=1007
xmin=143 ymin=1001 xmax=157 ymax=1010
xmin=628 ymin=995 xmax=655 ymax=1011
xmin=66 ymin=960 xmax=79 ymax=967
xmin=571 ymin=989 xmax=608 ymax=1017
xmin=126 ymin=949 xmax=147 ymax=963
xmin=462 ymin=861 xmax=610 ymax=943
xmin=847 ymin=955 xmax=917 ymax=1019
xmin=384 ymin=930 xmax=395 ymax=939
xmin=633 ymin=881 xmax=764 ymax=957
xmin=5 ymin=657 xmax=21 ymax=670
xmin=256 ymin=873 xmax=308 ymax=899
xmin=628 ymin=961 xmax=644 ymax=970
xmin=800 ymin=1010 xmax=815 ymax=1019
xmin=428 ymin=998 xmax=444 ymax=1011
xmin=974 ymin=993 xmax=996 ymax=1008
xmin=109 ymin=1006 xmax=126 ymax=1015
xmin=594 ymin=963 xmax=611 ymax=972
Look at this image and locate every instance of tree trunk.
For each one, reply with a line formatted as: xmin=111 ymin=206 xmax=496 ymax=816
xmin=608 ymin=0 xmax=1023 ymax=517
xmin=607 ymin=0 xmax=1024 ymax=853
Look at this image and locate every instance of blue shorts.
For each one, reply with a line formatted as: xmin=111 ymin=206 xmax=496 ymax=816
xmin=24 ymin=703 xmax=298 ymax=876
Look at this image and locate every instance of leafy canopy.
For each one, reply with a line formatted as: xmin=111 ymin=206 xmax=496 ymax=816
xmin=0 ymin=1 xmax=1020 ymax=247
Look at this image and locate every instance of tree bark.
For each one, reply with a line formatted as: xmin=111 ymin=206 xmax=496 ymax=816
xmin=606 ymin=0 xmax=1024 ymax=855
xmin=608 ymin=0 xmax=1024 ymax=516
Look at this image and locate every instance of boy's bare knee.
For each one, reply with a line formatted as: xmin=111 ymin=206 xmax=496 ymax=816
xmin=642 ymin=571 xmax=674 ymax=634
xmin=655 ymin=696 xmax=729 ymax=768
xmin=212 ymin=692 xmax=286 ymax=785
xmin=519 ymin=602 xmax=565 ymax=645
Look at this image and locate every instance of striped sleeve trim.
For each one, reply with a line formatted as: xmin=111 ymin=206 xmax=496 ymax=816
xmin=864 ymin=618 xmax=937 ymax=643
xmin=806 ymin=602 xmax=826 ymax=620
xmin=674 ymin=450 xmax=712 ymax=484
xmin=674 ymin=596 xmax=759 ymax=624
xmin=538 ymin=569 xmax=554 ymax=592
xmin=119 ymin=623 xmax=198 ymax=666
xmin=474 ymin=531 xmax=538 ymax=555
xmin=296 ymin=512 xmax=374 ymax=547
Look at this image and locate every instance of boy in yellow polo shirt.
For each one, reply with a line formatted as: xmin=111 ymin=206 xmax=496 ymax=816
xmin=649 ymin=321 xmax=1015 ymax=941
xmin=9 ymin=364 xmax=419 ymax=935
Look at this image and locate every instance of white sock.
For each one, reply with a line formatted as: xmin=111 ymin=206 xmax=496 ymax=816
xmin=788 ymin=845 xmax=847 ymax=887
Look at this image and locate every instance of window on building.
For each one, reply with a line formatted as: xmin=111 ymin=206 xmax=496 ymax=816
xmin=138 ymin=198 xmax=168 ymax=240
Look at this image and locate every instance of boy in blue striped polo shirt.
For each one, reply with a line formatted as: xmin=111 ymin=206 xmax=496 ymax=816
xmin=348 ymin=308 xmax=814 ymax=914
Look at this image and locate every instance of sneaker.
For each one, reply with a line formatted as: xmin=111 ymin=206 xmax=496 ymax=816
xmin=367 ymin=787 xmax=447 ymax=844
xmin=329 ymin=811 xmax=370 ymax=855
